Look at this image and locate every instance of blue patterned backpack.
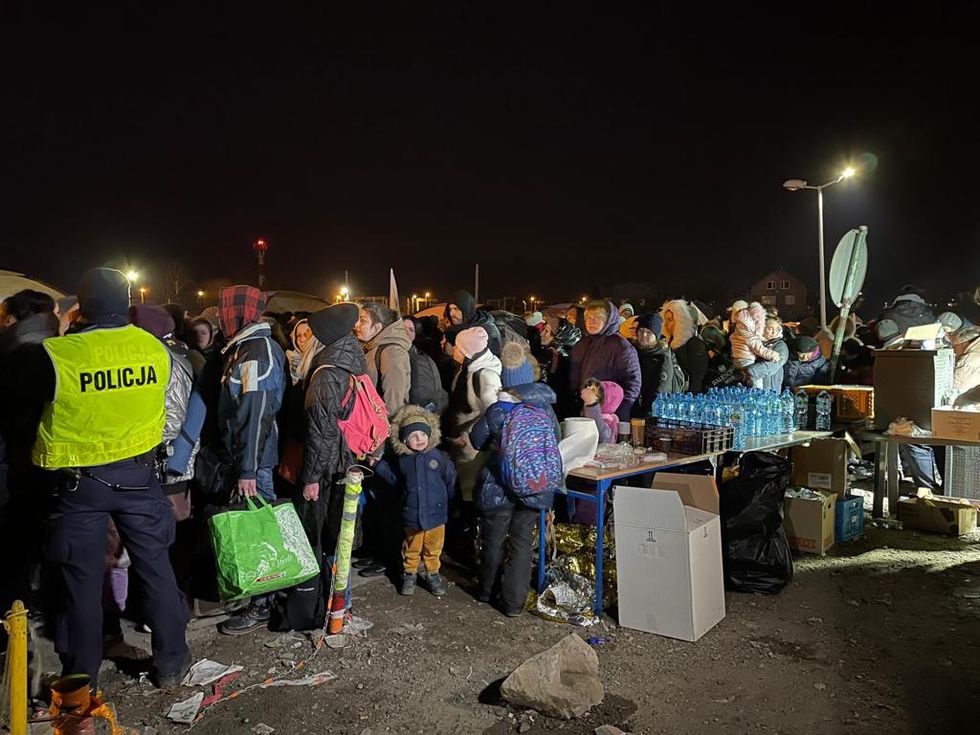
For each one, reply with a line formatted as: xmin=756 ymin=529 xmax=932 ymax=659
xmin=499 ymin=404 xmax=563 ymax=497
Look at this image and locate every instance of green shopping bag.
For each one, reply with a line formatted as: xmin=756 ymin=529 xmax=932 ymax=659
xmin=209 ymin=496 xmax=319 ymax=600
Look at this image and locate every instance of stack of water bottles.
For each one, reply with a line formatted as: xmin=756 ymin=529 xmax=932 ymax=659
xmin=651 ymin=386 xmax=798 ymax=451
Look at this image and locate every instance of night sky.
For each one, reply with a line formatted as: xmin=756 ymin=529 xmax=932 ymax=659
xmin=3 ymin=4 xmax=978 ymax=315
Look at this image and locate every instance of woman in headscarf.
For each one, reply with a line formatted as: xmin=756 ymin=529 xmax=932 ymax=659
xmin=286 ymin=318 xmax=317 ymax=385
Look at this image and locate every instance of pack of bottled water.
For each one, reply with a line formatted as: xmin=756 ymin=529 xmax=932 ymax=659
xmin=651 ymin=386 xmax=798 ymax=450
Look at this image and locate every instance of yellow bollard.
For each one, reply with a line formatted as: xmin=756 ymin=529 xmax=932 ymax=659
xmin=4 ymin=600 xmax=28 ymax=735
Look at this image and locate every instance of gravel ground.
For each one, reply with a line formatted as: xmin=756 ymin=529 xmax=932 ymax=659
xmin=55 ymin=517 xmax=979 ymax=735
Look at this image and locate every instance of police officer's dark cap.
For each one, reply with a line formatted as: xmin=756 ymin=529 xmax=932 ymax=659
xmin=78 ymin=268 xmax=130 ymax=319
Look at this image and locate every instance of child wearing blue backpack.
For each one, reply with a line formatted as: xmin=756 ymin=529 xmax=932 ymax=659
xmin=467 ymin=343 xmax=562 ymax=617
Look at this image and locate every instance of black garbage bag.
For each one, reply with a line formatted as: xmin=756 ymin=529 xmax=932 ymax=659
xmin=719 ymin=451 xmax=794 ymax=594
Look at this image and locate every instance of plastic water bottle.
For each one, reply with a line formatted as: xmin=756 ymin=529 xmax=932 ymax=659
xmin=663 ymin=393 xmax=676 ymax=420
xmin=760 ymin=394 xmax=773 ymax=436
xmin=750 ymin=394 xmax=763 ymax=437
xmin=815 ymin=390 xmax=833 ymax=431
xmin=651 ymin=393 xmax=663 ymax=419
xmin=729 ymin=406 xmax=745 ymax=449
xmin=795 ymin=391 xmax=809 ymax=430
xmin=676 ymin=393 xmax=691 ymax=423
xmin=770 ymin=393 xmax=783 ymax=435
xmin=780 ymin=389 xmax=796 ymax=434
xmin=691 ymin=394 xmax=706 ymax=425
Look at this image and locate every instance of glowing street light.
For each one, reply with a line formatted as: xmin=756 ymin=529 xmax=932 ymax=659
xmin=126 ymin=270 xmax=139 ymax=283
xmin=783 ymin=166 xmax=861 ymax=328
xmin=196 ymin=289 xmax=205 ymax=304
xmin=138 ymin=286 xmax=148 ymax=304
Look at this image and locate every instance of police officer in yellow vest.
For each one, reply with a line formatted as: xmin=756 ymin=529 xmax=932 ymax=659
xmin=32 ymin=268 xmax=189 ymax=688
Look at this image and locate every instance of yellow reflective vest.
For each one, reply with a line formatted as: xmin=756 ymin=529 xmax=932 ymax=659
xmin=32 ymin=325 xmax=170 ymax=469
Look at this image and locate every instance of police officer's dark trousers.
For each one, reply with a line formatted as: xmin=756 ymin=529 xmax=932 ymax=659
xmin=45 ymin=457 xmax=189 ymax=685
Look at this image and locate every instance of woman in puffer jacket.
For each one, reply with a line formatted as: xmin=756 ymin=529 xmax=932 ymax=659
xmin=662 ymin=299 xmax=709 ymax=393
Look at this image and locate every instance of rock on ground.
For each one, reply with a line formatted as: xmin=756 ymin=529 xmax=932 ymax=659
xmin=501 ymin=633 xmax=604 ymax=719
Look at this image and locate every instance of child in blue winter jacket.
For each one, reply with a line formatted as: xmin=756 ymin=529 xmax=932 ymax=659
xmin=374 ymin=405 xmax=457 ymax=596
xmin=468 ymin=344 xmax=560 ymax=617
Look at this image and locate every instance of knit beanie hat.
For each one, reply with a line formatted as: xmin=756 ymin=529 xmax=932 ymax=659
xmin=399 ymin=421 xmax=432 ymax=441
xmin=730 ymin=299 xmax=749 ymax=315
xmin=635 ymin=312 xmax=663 ymax=338
xmin=500 ymin=341 xmax=534 ymax=387
xmin=162 ymin=303 xmax=187 ymax=330
xmin=309 ymin=303 xmax=359 ymax=347
xmin=525 ymin=311 xmax=544 ymax=327
xmin=700 ymin=325 xmax=726 ymax=353
xmin=77 ymin=268 xmax=130 ymax=320
xmin=795 ymin=335 xmax=819 ymax=354
xmin=938 ymin=311 xmax=964 ymax=332
xmin=875 ymin=318 xmax=901 ymax=346
xmin=455 ymin=326 xmax=488 ymax=359
xmin=129 ymin=304 xmax=175 ymax=339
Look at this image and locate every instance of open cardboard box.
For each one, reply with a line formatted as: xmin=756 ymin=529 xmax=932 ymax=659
xmin=790 ymin=438 xmax=851 ymax=497
xmin=783 ymin=489 xmax=836 ymax=555
xmin=614 ymin=474 xmax=725 ymax=642
xmin=897 ymin=489 xmax=978 ymax=536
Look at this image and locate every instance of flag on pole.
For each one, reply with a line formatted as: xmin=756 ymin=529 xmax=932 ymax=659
xmin=388 ymin=268 xmax=400 ymax=314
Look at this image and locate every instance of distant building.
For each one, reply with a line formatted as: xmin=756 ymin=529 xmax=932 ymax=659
xmin=749 ymin=269 xmax=810 ymax=320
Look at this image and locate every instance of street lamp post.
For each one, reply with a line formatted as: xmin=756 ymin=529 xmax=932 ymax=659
xmin=139 ymin=287 xmax=147 ymax=304
xmin=783 ymin=167 xmax=856 ymax=329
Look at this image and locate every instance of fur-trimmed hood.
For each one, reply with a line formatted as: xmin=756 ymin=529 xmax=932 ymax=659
xmin=662 ymin=299 xmax=697 ymax=350
xmin=389 ymin=404 xmax=442 ymax=456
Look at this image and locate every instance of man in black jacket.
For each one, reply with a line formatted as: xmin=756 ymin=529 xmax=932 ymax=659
xmin=445 ymin=290 xmax=502 ymax=357
xmin=633 ymin=313 xmax=671 ymax=416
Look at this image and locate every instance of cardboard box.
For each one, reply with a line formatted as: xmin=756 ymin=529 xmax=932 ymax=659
xmin=897 ymin=492 xmax=978 ymax=536
xmin=651 ymin=472 xmax=719 ymax=515
xmin=873 ymin=348 xmax=955 ymax=430
xmin=790 ymin=438 xmax=850 ymax=496
xmin=783 ymin=489 xmax=836 ymax=555
xmin=931 ymin=407 xmax=980 ymax=443
xmin=613 ymin=483 xmax=725 ymax=642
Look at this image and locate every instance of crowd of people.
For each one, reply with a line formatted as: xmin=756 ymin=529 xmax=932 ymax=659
xmin=1 ymin=270 xmax=979 ymax=691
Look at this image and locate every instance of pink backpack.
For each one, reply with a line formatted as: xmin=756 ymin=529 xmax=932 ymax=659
xmin=313 ymin=365 xmax=390 ymax=458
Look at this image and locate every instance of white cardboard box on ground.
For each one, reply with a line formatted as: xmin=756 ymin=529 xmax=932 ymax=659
xmin=613 ymin=483 xmax=726 ymax=642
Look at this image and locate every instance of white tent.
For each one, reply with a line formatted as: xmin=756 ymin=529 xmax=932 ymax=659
xmin=0 ymin=269 xmax=66 ymax=302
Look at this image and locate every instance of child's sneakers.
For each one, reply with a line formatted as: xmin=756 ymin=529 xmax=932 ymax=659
xmin=398 ymin=573 xmax=417 ymax=596
xmin=422 ymin=571 xmax=447 ymax=597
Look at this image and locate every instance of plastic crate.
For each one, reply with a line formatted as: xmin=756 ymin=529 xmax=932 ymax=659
xmin=644 ymin=418 xmax=733 ymax=455
xmin=835 ymin=494 xmax=865 ymax=542
xmin=944 ymin=446 xmax=980 ymax=501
